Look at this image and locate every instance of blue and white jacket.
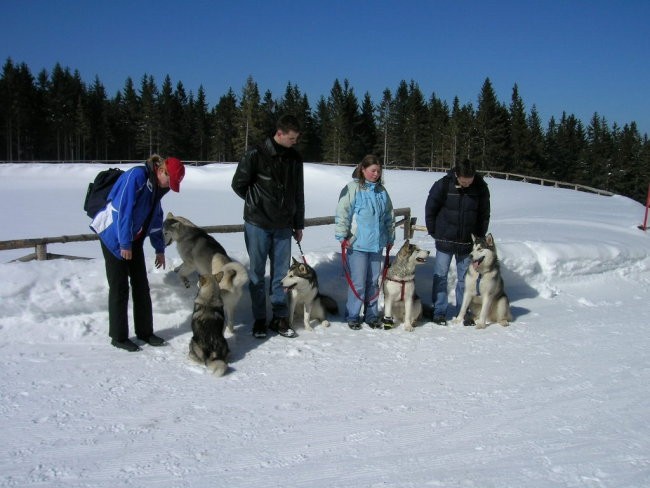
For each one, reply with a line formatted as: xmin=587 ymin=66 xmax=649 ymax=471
xmin=335 ymin=179 xmax=395 ymax=253
xmin=90 ymin=164 xmax=167 ymax=259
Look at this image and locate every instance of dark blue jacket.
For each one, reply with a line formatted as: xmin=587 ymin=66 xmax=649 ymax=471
xmin=90 ymin=164 xmax=167 ymax=258
xmin=425 ymin=170 xmax=490 ymax=255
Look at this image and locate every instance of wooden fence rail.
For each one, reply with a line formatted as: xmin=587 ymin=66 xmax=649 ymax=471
xmin=0 ymin=208 xmax=415 ymax=262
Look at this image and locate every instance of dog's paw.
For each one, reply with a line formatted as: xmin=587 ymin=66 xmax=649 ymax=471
xmin=451 ymin=316 xmax=463 ymax=325
xmin=304 ymin=323 xmax=313 ymax=331
xmin=321 ymin=320 xmax=331 ymax=328
xmin=404 ymin=322 xmax=415 ymax=332
xmin=475 ymin=321 xmax=487 ymax=329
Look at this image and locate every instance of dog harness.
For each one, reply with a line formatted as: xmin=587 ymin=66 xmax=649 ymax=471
xmin=385 ymin=276 xmax=413 ymax=302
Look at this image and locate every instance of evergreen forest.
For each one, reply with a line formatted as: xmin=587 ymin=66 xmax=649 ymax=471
xmin=2 ymin=58 xmax=649 ymax=204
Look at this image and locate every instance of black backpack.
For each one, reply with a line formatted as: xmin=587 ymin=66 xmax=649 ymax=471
xmin=83 ymin=168 xmax=124 ymax=218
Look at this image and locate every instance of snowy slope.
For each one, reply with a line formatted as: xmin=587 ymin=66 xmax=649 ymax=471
xmin=0 ymin=163 xmax=648 ymax=488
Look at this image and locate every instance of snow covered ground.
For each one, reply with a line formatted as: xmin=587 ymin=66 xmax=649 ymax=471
xmin=0 ymin=163 xmax=649 ymax=488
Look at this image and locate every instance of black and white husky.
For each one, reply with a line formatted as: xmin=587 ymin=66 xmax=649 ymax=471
xmin=189 ymin=274 xmax=229 ymax=376
xmin=281 ymin=258 xmax=339 ymax=331
xmin=382 ymin=240 xmax=430 ymax=331
xmin=454 ymin=234 xmax=513 ymax=329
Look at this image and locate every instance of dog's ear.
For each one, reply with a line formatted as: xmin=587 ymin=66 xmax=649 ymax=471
xmin=198 ymin=275 xmax=207 ymax=287
xmin=298 ymin=264 xmax=307 ymax=274
xmin=398 ymin=241 xmax=409 ymax=257
xmin=166 ymin=211 xmax=174 ymax=219
xmin=292 ymin=257 xmax=299 ymax=265
xmin=485 ymin=233 xmax=494 ymax=246
xmin=214 ymin=271 xmax=224 ymax=283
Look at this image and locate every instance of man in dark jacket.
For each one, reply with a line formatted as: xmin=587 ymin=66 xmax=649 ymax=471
xmin=231 ymin=114 xmax=305 ymax=339
xmin=424 ymin=159 xmax=490 ymax=325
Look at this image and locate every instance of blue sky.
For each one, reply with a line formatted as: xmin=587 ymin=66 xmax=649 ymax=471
xmin=3 ymin=0 xmax=649 ymax=135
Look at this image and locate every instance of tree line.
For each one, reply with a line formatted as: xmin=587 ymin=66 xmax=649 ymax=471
xmin=1 ymin=58 xmax=649 ymax=204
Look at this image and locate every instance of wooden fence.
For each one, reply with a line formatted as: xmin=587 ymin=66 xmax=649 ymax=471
xmin=0 ymin=208 xmax=416 ymax=262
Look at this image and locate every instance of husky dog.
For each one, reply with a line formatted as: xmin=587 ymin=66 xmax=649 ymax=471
xmin=189 ymin=274 xmax=229 ymax=376
xmin=454 ymin=233 xmax=513 ymax=329
xmin=163 ymin=212 xmax=248 ymax=334
xmin=281 ymin=258 xmax=339 ymax=331
xmin=382 ymin=240 xmax=430 ymax=331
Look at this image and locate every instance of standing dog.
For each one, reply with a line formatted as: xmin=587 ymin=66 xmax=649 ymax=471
xmin=454 ymin=233 xmax=512 ymax=329
xmin=382 ymin=240 xmax=430 ymax=331
xmin=281 ymin=258 xmax=339 ymax=331
xmin=190 ymin=274 xmax=229 ymax=377
xmin=163 ymin=212 xmax=248 ymax=334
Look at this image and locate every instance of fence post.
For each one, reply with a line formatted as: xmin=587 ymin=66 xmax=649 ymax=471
xmin=639 ymin=183 xmax=650 ymax=231
xmin=35 ymin=243 xmax=48 ymax=260
xmin=403 ymin=209 xmax=411 ymax=240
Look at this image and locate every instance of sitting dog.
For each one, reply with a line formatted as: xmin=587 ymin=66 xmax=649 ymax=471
xmin=454 ymin=233 xmax=513 ymax=329
xmin=163 ymin=212 xmax=248 ymax=335
xmin=382 ymin=240 xmax=430 ymax=331
xmin=189 ymin=274 xmax=229 ymax=377
xmin=281 ymin=258 xmax=339 ymax=331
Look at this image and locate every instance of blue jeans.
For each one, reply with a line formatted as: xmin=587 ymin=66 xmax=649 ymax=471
xmin=344 ymin=248 xmax=382 ymax=323
xmin=244 ymin=222 xmax=292 ymax=320
xmin=432 ymin=250 xmax=471 ymax=318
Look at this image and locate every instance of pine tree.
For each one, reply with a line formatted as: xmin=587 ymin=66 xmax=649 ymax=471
xmin=137 ymin=74 xmax=159 ymax=157
xmin=527 ymin=105 xmax=546 ymax=175
xmin=0 ymin=59 xmax=39 ymax=160
xmin=476 ymin=77 xmax=510 ymax=171
xmin=614 ymin=122 xmax=643 ymax=198
xmin=509 ymin=83 xmax=530 ymax=171
xmin=191 ymin=86 xmax=211 ymax=161
xmin=405 ymin=81 xmax=429 ymax=168
xmin=450 ymin=97 xmax=475 ymax=168
xmin=210 ymin=88 xmax=238 ymax=162
xmin=86 ymin=76 xmax=111 ymax=159
xmin=584 ymin=113 xmax=614 ymax=189
xmin=389 ymin=80 xmax=410 ymax=166
xmin=354 ymin=92 xmax=377 ymax=161
xmin=426 ymin=92 xmax=450 ymax=169
xmin=259 ymin=89 xmax=277 ymax=138
xmin=117 ymin=77 xmax=140 ymax=159
xmin=375 ymin=89 xmax=393 ymax=164
xmin=320 ymin=79 xmax=357 ymax=164
xmin=547 ymin=112 xmax=585 ymax=181
xmin=235 ymin=76 xmax=264 ymax=156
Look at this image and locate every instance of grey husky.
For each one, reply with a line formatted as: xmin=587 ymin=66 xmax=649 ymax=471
xmin=454 ymin=233 xmax=513 ymax=329
xmin=189 ymin=274 xmax=229 ymax=377
xmin=281 ymin=258 xmax=339 ymax=331
xmin=382 ymin=240 xmax=430 ymax=331
xmin=163 ymin=212 xmax=248 ymax=335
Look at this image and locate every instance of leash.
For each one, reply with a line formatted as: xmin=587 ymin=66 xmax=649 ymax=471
xmin=341 ymin=241 xmax=391 ymax=303
xmin=295 ymin=238 xmax=307 ymax=264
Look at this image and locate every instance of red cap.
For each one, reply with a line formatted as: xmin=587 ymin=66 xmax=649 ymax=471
xmin=165 ymin=157 xmax=185 ymax=192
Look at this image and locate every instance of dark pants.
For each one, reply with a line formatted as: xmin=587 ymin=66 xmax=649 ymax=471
xmin=101 ymin=240 xmax=153 ymax=341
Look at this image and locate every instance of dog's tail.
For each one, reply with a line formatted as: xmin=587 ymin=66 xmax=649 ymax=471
xmin=206 ymin=358 xmax=228 ymax=377
xmin=319 ymin=294 xmax=339 ymax=315
xmin=206 ymin=340 xmax=229 ymax=377
xmin=213 ymin=260 xmax=249 ymax=293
